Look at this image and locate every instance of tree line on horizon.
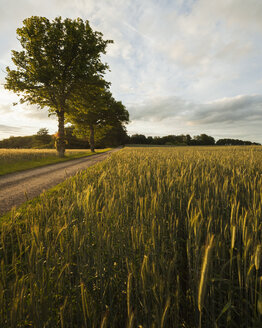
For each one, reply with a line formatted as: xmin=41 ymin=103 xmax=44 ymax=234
xmin=0 ymin=129 xmax=260 ymax=149
xmin=127 ymin=133 xmax=261 ymax=146
xmin=0 ymin=125 xmax=127 ymax=149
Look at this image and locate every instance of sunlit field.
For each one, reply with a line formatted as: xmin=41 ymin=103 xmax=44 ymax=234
xmin=1 ymin=146 xmax=262 ymax=327
xmin=0 ymin=148 xmax=110 ymax=175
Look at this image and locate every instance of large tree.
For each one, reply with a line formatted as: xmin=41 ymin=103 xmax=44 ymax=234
xmin=67 ymin=86 xmax=129 ymax=152
xmin=5 ymin=16 xmax=112 ymax=157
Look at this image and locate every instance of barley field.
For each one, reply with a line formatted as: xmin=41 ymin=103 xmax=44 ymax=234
xmin=0 ymin=148 xmax=94 ymax=161
xmin=0 ymin=148 xmax=110 ymax=175
xmin=0 ymin=146 xmax=262 ymax=327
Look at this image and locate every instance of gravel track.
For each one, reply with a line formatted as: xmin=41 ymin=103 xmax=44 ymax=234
xmin=0 ymin=148 xmax=120 ymax=216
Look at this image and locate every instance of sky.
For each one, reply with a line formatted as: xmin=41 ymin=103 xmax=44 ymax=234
xmin=0 ymin=0 xmax=262 ymax=142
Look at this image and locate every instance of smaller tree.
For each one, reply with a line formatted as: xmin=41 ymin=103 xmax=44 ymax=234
xmin=34 ymin=128 xmax=52 ymax=147
xmin=64 ymin=126 xmax=88 ymax=149
xmin=67 ymin=86 xmax=129 ymax=151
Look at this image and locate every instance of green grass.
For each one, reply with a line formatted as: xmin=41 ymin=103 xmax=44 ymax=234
xmin=0 ymin=148 xmax=111 ymax=176
xmin=1 ymin=146 xmax=262 ymax=327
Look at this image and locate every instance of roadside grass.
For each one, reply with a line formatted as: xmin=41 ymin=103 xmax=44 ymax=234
xmin=0 ymin=148 xmax=111 ymax=176
xmin=0 ymin=175 xmax=72 ymax=226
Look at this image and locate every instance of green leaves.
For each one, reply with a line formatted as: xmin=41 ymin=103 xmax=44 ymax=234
xmin=67 ymin=84 xmax=129 ymax=148
xmin=5 ymin=16 xmax=112 ymax=110
xmin=5 ymin=16 xmax=113 ymax=156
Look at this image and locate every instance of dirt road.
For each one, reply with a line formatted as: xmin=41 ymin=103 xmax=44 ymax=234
xmin=0 ymin=148 xmax=121 ymax=216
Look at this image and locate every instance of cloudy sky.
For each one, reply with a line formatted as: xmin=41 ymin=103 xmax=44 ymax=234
xmin=1 ymin=0 xmax=262 ymax=142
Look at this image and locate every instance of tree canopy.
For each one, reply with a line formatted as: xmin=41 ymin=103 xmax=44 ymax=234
xmin=5 ymin=16 xmax=112 ymax=156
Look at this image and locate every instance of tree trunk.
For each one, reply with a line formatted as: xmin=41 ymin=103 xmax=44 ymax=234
xmin=89 ymin=125 xmax=95 ymax=152
xmin=56 ymin=111 xmax=66 ymax=158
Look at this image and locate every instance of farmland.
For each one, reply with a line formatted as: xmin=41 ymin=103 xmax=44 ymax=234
xmin=0 ymin=146 xmax=262 ymax=327
xmin=0 ymin=148 xmax=110 ymax=175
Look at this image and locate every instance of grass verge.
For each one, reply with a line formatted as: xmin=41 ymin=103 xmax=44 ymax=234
xmin=0 ymin=148 xmax=111 ymax=176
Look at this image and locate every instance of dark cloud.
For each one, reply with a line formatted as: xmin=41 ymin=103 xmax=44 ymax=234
xmin=128 ymin=94 xmax=262 ymax=125
xmin=128 ymin=96 xmax=193 ymax=121
xmin=0 ymin=103 xmax=55 ymax=121
xmin=189 ymin=95 xmax=262 ymax=124
xmin=0 ymin=124 xmax=22 ymax=133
